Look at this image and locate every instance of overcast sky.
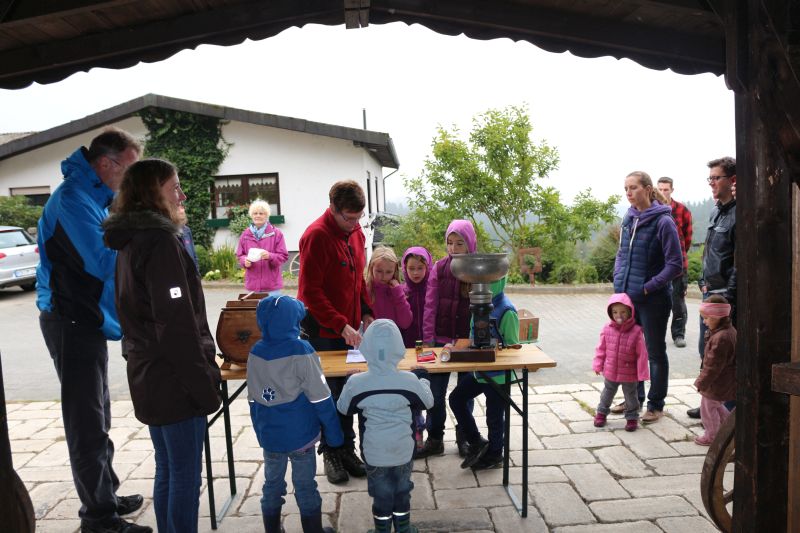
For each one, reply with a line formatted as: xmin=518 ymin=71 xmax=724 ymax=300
xmin=0 ymin=22 xmax=735 ymax=208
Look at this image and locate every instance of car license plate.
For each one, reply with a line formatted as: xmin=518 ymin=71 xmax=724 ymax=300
xmin=14 ymin=268 xmax=36 ymax=278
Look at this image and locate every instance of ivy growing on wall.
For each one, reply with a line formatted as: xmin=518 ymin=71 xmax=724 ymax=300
xmin=139 ymin=108 xmax=230 ymax=248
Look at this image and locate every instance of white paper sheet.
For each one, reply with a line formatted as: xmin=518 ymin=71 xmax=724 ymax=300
xmin=247 ymin=248 xmax=266 ymax=262
xmin=346 ymin=349 xmax=366 ymax=363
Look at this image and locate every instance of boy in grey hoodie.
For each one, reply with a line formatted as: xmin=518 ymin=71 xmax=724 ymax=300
xmin=337 ymin=319 xmax=434 ymax=533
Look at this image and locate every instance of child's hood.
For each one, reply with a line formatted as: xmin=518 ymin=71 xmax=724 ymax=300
xmin=446 ymin=219 xmax=477 ymax=254
xmin=360 ymin=319 xmax=406 ymax=374
xmin=257 ymin=295 xmax=304 ymax=342
xmin=607 ymin=293 xmax=636 ymax=327
xmin=401 ymin=246 xmax=432 ymax=287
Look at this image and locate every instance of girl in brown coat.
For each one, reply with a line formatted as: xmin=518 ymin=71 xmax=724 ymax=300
xmin=694 ymin=295 xmax=737 ymax=446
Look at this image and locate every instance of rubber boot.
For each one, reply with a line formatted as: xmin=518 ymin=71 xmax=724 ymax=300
xmin=263 ymin=514 xmax=284 ymax=533
xmin=366 ymin=516 xmax=392 ymax=533
xmin=300 ymin=513 xmax=335 ymax=533
xmin=393 ymin=511 xmax=419 ymax=533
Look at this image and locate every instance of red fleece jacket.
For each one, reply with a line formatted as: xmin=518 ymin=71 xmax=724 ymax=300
xmin=297 ymin=208 xmax=372 ymax=339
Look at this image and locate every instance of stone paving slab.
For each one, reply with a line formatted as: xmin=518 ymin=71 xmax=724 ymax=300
xmin=12 ymin=378 xmax=724 ymax=532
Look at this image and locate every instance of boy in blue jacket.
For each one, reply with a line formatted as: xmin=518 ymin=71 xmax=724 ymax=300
xmin=248 ymin=295 xmax=343 ymax=533
xmin=337 ymin=319 xmax=434 ymax=533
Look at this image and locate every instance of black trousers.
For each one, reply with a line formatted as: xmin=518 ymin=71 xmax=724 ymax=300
xmin=308 ymin=336 xmax=357 ymax=451
xmin=670 ymin=272 xmax=688 ymax=340
xmin=40 ymin=311 xmax=120 ymax=525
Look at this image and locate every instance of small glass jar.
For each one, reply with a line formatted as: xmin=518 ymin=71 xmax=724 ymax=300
xmin=415 ymin=340 xmax=423 ymax=355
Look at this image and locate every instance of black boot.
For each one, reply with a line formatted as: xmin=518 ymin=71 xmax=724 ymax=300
xmin=263 ymin=514 xmax=284 ymax=533
xmin=392 ymin=511 xmax=419 ymax=533
xmin=455 ymin=425 xmax=469 ymax=458
xmin=366 ymin=516 xmax=392 ymax=533
xmin=322 ymin=449 xmax=348 ymax=484
xmin=300 ymin=513 xmax=335 ymax=533
xmin=415 ymin=437 xmax=444 ymax=458
xmin=338 ymin=447 xmax=366 ymax=478
xmin=460 ymin=436 xmax=489 ymax=469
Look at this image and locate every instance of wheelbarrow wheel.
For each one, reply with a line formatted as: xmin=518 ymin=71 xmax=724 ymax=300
xmin=700 ymin=408 xmax=736 ymax=533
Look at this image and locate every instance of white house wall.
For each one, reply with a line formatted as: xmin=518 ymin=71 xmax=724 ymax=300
xmin=213 ymin=120 xmax=384 ymax=251
xmin=0 ymin=116 xmax=387 ymax=253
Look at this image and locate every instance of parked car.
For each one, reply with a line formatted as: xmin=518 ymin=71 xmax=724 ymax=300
xmin=0 ymin=226 xmax=38 ymax=291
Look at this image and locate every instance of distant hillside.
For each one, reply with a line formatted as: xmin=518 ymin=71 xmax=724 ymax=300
xmin=684 ymin=198 xmax=716 ymax=247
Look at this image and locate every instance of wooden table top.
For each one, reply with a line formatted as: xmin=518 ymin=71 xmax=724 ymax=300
xmin=218 ymin=343 xmax=556 ymax=381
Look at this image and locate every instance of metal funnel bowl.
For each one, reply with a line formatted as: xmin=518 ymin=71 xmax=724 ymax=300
xmin=449 ymin=253 xmax=510 ymax=283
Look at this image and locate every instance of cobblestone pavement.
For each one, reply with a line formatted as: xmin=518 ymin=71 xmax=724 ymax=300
xmin=11 ymin=376 xmax=723 ymax=532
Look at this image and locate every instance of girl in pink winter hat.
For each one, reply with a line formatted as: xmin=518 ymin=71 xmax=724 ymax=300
xmin=593 ymin=293 xmax=650 ymax=432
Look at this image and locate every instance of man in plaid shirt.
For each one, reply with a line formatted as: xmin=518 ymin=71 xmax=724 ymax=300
xmin=657 ymin=177 xmax=693 ymax=348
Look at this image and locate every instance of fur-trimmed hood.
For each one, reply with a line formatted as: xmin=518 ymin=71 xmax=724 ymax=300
xmin=103 ymin=210 xmax=181 ymax=251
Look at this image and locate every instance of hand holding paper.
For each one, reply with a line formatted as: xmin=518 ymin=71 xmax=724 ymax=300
xmin=246 ymin=248 xmax=266 ymax=262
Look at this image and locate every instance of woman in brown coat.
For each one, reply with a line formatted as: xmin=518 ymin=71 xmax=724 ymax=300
xmin=694 ymin=295 xmax=736 ymax=446
xmin=104 ymin=158 xmax=221 ymax=533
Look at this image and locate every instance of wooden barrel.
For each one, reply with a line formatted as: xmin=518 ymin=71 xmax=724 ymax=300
xmin=215 ymin=292 xmax=269 ymax=364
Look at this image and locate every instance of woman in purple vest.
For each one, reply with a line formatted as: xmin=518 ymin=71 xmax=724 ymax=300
xmin=613 ymin=171 xmax=682 ymax=425
xmin=416 ymin=219 xmax=477 ymax=457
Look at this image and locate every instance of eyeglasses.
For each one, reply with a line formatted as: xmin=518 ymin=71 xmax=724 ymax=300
xmin=336 ymin=210 xmax=366 ymax=225
xmin=105 ymin=155 xmax=122 ymax=168
xmin=707 ymin=175 xmax=731 ymax=184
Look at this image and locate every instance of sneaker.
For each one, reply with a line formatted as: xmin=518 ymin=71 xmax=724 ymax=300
xmin=323 ymin=449 xmax=349 ymax=484
xmin=625 ymin=419 xmax=638 ymax=432
xmin=609 ymin=401 xmax=626 ymax=414
xmin=116 ymin=494 xmax=143 ymax=516
xmin=687 ymin=407 xmax=701 ymax=419
xmin=641 ymin=410 xmax=664 ymax=424
xmin=674 ymin=337 xmax=687 ymax=348
xmin=593 ymin=413 xmax=607 ymax=427
xmin=339 ymin=447 xmax=366 ymax=478
xmin=471 ymin=452 xmax=503 ymax=471
xmin=415 ymin=437 xmax=444 ymax=458
xmin=459 ymin=437 xmax=489 ymax=469
xmin=694 ymin=435 xmax=714 ymax=446
xmin=81 ymin=518 xmax=153 ymax=533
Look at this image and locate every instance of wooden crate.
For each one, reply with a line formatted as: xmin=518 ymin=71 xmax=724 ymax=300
xmin=518 ymin=308 xmax=539 ymax=343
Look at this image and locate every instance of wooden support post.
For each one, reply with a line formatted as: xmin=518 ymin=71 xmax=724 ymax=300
xmin=731 ymin=2 xmax=799 ymax=531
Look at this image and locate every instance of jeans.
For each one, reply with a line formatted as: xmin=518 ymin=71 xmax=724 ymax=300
xmin=149 ymin=416 xmax=206 ymax=533
xmin=261 ymin=447 xmax=321 ymax=517
xmin=597 ymin=379 xmax=640 ymax=420
xmin=425 ymin=373 xmax=451 ymax=440
xmin=633 ymin=291 xmax=671 ymax=412
xmin=40 ymin=311 xmax=120 ymax=525
xmin=366 ymin=459 xmax=414 ymax=518
xmin=670 ymin=272 xmax=688 ymax=340
xmin=449 ymin=374 xmax=505 ymax=454
xmin=308 ymin=336 xmax=357 ymax=450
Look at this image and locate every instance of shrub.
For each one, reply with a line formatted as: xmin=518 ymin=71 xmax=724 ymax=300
xmin=208 ymin=245 xmax=239 ymax=279
xmin=554 ymin=263 xmax=579 ymax=284
xmin=588 ymin=225 xmax=620 ymax=282
xmin=687 ymin=246 xmax=703 ymax=284
xmin=579 ymin=264 xmax=599 ymax=283
xmin=195 ymin=244 xmax=212 ymax=276
xmin=0 ymin=196 xmax=42 ymax=230
xmin=203 ymin=269 xmax=222 ymax=281
xmin=228 ymin=206 xmax=251 ymax=238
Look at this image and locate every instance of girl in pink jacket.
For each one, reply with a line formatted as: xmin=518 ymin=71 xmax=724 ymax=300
xmin=365 ymin=246 xmax=412 ymax=329
xmin=235 ymin=200 xmax=289 ymax=294
xmin=593 ymin=293 xmax=649 ymax=431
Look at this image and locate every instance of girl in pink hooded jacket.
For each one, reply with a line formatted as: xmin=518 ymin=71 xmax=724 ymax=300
xmin=593 ymin=293 xmax=649 ymax=431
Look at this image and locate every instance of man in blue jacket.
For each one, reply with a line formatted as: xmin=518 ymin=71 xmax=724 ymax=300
xmin=36 ymin=128 xmax=149 ymax=533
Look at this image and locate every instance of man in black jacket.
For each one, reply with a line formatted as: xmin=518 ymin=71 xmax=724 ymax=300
xmin=688 ymin=156 xmax=737 ymax=419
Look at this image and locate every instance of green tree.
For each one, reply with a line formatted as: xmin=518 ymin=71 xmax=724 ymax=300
xmin=0 ymin=196 xmax=42 ymax=230
xmin=139 ymin=109 xmax=230 ymax=248
xmin=394 ymin=104 xmax=619 ymax=277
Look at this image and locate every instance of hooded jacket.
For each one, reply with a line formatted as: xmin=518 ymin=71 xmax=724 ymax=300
xmin=399 ymin=246 xmax=432 ymax=348
xmin=235 ymin=223 xmax=288 ymax=292
xmin=337 ymin=319 xmax=434 ymax=466
xmin=103 ymin=210 xmax=221 ymax=425
xmin=695 ymin=323 xmax=737 ymax=401
xmin=297 ymin=208 xmax=372 ymax=339
xmin=422 ymin=220 xmax=477 ymax=344
xmin=36 ymin=147 xmax=121 ymax=340
xmin=613 ymin=201 xmax=683 ymax=304
xmin=247 ymin=295 xmax=344 ymax=452
xmin=592 ymin=293 xmax=650 ymax=383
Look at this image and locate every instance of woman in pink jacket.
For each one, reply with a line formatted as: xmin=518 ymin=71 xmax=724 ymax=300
xmin=235 ymin=200 xmax=288 ymax=294
xmin=592 ymin=293 xmax=649 ymax=431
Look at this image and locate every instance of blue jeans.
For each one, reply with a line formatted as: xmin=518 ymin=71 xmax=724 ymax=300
xmin=634 ymin=290 xmax=671 ymax=412
xmin=262 ymin=447 xmax=321 ymax=517
xmin=366 ymin=459 xmax=414 ymax=518
xmin=449 ymin=374 xmax=505 ymax=454
xmin=149 ymin=416 xmax=206 ymax=533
